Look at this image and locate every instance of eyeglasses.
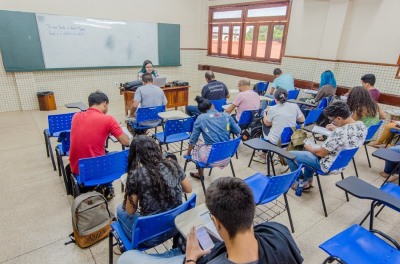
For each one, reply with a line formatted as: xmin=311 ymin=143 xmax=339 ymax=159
xmin=209 ymin=212 xmax=214 ymax=221
xmin=328 ymin=116 xmax=338 ymax=123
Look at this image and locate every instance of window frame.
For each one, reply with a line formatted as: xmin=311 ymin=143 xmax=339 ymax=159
xmin=208 ymin=0 xmax=291 ymax=63
xmin=396 ymin=55 xmax=400 ymax=79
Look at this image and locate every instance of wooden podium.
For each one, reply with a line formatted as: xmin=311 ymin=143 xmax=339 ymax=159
xmin=120 ymin=85 xmax=190 ymax=115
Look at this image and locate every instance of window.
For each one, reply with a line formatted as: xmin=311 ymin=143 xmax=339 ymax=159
xmin=208 ymin=1 xmax=290 ymax=63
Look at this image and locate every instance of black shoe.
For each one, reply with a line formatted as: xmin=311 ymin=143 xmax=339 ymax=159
xmin=104 ymin=187 xmax=115 ymax=200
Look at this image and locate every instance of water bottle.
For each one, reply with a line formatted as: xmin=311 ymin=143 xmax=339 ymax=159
xmin=295 ymin=177 xmax=304 ymax=197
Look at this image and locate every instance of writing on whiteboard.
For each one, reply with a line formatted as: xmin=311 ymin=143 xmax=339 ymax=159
xmin=46 ymin=24 xmax=85 ymax=37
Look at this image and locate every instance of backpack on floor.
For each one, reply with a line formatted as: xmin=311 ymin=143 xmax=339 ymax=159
xmin=66 ymin=191 xmax=112 ymax=248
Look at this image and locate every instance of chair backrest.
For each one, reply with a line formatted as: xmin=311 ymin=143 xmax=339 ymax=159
xmin=365 ymin=120 xmax=383 ymax=141
xmin=304 ymin=108 xmax=323 ymax=126
xmin=210 ymin=99 xmax=227 ymax=112
xmin=317 ymin=97 xmax=328 ymax=109
xmin=288 ymin=89 xmax=300 ymax=100
xmin=280 ymin=127 xmax=294 ymax=146
xmin=260 ymin=166 xmax=303 ymax=201
xmin=132 ymin=194 xmax=197 ymax=249
xmin=136 ymin=105 xmax=165 ymax=124
xmin=206 ymin=137 xmax=242 ymax=165
xmin=256 ymin=82 xmax=269 ymax=95
xmin=238 ymin=110 xmax=256 ymax=127
xmin=269 ymin=100 xmax=276 ymax=106
xmin=328 ymin=148 xmax=359 ymax=172
xmin=164 ymin=117 xmax=194 ymax=138
xmin=58 ymin=131 xmax=71 ymax=154
xmin=78 ymin=150 xmax=129 ymax=185
xmin=48 ymin=112 xmax=75 ymax=134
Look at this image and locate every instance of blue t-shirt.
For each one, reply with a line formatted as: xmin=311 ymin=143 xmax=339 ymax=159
xmin=271 ymin=74 xmax=295 ymax=91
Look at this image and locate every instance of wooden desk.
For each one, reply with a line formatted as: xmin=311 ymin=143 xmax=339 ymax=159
xmin=121 ymin=86 xmax=190 ymax=115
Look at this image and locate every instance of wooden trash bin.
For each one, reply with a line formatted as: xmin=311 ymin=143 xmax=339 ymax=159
xmin=37 ymin=91 xmax=57 ymax=111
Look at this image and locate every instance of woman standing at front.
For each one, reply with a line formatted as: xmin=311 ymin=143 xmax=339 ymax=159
xmin=137 ymin=60 xmax=159 ymax=80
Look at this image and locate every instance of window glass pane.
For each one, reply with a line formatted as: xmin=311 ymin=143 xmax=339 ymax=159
xmin=211 ymin=27 xmax=219 ymax=53
xmin=213 ymin=10 xmax=242 ymax=19
xmin=247 ymin=6 xmax=287 ymax=17
xmin=243 ymin=26 xmax=254 ymax=56
xmin=221 ymin=26 xmax=229 ymax=54
xmin=270 ymin=25 xmax=284 ymax=59
xmin=256 ymin=25 xmax=268 ymax=58
xmin=231 ymin=26 xmax=240 ymax=56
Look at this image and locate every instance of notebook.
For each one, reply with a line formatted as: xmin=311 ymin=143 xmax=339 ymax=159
xmin=153 ymin=77 xmax=167 ymax=87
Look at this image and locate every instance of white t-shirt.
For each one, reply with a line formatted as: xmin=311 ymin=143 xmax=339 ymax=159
xmin=264 ymin=102 xmax=303 ymax=145
xmin=320 ymin=121 xmax=367 ymax=173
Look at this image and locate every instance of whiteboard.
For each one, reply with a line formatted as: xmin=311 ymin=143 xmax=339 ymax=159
xmin=36 ymin=14 xmax=159 ymax=68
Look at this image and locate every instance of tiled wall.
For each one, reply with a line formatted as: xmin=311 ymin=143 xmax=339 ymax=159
xmin=0 ymin=50 xmax=204 ymax=112
xmin=0 ymin=50 xmax=399 ymax=114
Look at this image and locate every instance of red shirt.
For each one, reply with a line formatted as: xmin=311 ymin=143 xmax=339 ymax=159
xmin=69 ymin=107 xmax=124 ymax=174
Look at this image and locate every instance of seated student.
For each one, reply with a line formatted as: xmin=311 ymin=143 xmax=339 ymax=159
xmin=268 ymin=68 xmax=295 ymax=96
xmin=361 ymin=74 xmax=380 ymax=102
xmin=117 ymin=135 xmax=192 ymax=242
xmin=378 ymin=145 xmax=400 ymax=183
xmin=137 ymin=60 xmax=159 ymax=80
xmin=346 ymin=86 xmax=385 ymax=128
xmin=186 ymin=96 xmax=240 ymax=179
xmin=312 ymin=70 xmax=337 ymax=103
xmin=117 ymin=177 xmax=304 ymax=264
xmin=370 ymin=122 xmax=400 ymax=148
xmin=224 ymin=78 xmax=260 ymax=122
xmin=286 ymin=101 xmax=367 ymax=190
xmin=262 ymin=88 xmax=305 ymax=146
xmin=186 ymin=71 xmax=230 ymax=117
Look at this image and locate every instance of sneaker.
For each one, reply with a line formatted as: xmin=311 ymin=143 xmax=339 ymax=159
xmin=113 ymin=246 xmax=122 ymax=255
xmin=104 ymin=187 xmax=115 ymax=200
xmin=253 ymin=155 xmax=266 ymax=164
xmin=379 ymin=171 xmax=391 ymax=178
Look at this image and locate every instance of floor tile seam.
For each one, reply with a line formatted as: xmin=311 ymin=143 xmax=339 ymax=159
xmin=0 ymin=141 xmax=45 ymax=152
xmin=0 ymin=236 xmax=66 ymax=264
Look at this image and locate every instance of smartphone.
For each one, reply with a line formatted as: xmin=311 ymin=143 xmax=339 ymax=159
xmin=196 ymin=225 xmax=215 ymax=250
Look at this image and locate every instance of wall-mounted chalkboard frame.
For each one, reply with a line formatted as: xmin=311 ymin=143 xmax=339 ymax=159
xmin=0 ymin=10 xmax=181 ymax=72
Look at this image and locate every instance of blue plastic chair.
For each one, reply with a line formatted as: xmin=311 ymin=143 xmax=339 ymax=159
xmin=71 ymin=150 xmax=129 ymax=197
xmin=306 ymin=147 xmax=360 ymax=217
xmin=183 ymin=137 xmax=242 ymax=194
xmin=108 ymin=194 xmax=197 ymax=264
xmin=303 ymin=108 xmax=323 ymax=126
xmin=268 ymin=100 xmax=276 ymax=106
xmin=355 ymin=120 xmax=383 ymax=168
xmin=153 ymin=117 xmax=194 ymax=155
xmin=320 ymin=224 xmax=400 ymax=264
xmin=210 ymin=99 xmax=227 ymax=112
xmin=129 ymin=105 xmax=165 ymax=135
xmin=288 ymin=89 xmax=300 ymax=100
xmin=237 ymin=110 xmax=258 ymax=130
xmin=43 ymin=112 xmax=75 ymax=171
xmin=385 ymin=128 xmax=400 ymax=147
xmin=244 ymin=166 xmax=302 ymax=233
xmin=317 ymin=97 xmax=329 ymax=109
xmin=55 ymin=131 xmax=72 ymax=194
xmin=255 ymin=81 xmax=269 ymax=96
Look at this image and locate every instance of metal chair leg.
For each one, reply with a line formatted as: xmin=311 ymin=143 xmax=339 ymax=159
xmin=109 ymin=232 xmax=114 ymax=264
xmin=49 ymin=141 xmax=57 ymax=171
xmin=316 ymin=174 xmax=328 ymax=217
xmin=56 ymin=149 xmax=62 ymax=176
xmin=199 ymin=169 xmax=206 ymax=195
xmin=183 ymin=159 xmax=189 ymax=172
xmin=230 ymin=159 xmax=236 ymax=177
xmin=341 ymin=173 xmax=349 ymax=201
xmin=208 ymin=168 xmax=213 ymax=176
xmin=375 ymin=204 xmax=385 ymax=217
xmin=248 ymin=150 xmax=255 ymax=167
xmin=284 ymin=193 xmax=295 ymax=233
xmin=44 ymin=131 xmax=50 ymax=157
xmin=180 ymin=141 xmax=183 ymax=156
xmin=364 ymin=144 xmax=371 ymax=168
xmin=352 ymin=158 xmax=359 ymax=178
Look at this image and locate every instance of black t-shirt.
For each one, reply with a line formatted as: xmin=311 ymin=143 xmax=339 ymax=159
xmin=201 ymin=80 xmax=229 ymax=100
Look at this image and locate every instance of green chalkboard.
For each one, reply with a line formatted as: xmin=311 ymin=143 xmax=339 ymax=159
xmin=0 ymin=10 xmax=180 ymax=71
xmin=158 ymin=23 xmax=180 ymax=67
xmin=0 ymin=10 xmax=45 ymax=71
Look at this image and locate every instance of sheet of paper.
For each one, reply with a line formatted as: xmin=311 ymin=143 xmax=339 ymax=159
xmin=109 ymin=126 xmax=133 ymax=142
xmin=312 ymin=126 xmax=332 ymax=136
xmin=303 ymin=138 xmax=320 ymax=149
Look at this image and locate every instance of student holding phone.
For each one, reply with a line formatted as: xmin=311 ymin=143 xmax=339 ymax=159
xmin=118 ymin=177 xmax=303 ymax=264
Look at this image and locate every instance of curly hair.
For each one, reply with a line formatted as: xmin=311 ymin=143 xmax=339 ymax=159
xmin=347 ymin=86 xmax=378 ymax=119
xmin=124 ymin=136 xmax=179 ymax=210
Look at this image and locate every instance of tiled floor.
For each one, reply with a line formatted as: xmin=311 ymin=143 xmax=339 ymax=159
xmin=0 ymin=99 xmax=399 ymax=264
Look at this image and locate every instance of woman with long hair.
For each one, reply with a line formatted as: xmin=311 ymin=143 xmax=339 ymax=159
xmin=346 ymin=86 xmax=385 ymax=127
xmin=313 ymin=70 xmax=337 ymax=103
xmin=136 ymin=60 xmax=159 ymax=80
xmin=117 ymin=136 xmax=192 ymax=241
xmin=186 ymin=96 xmax=240 ymax=179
